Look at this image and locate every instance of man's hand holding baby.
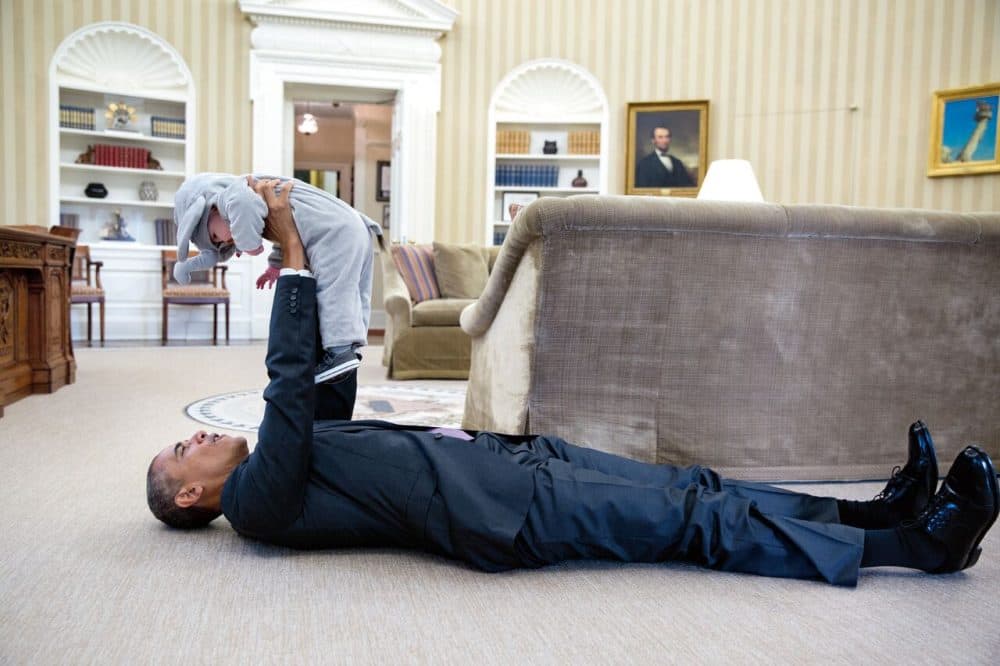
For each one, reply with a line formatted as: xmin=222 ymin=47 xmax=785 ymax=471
xmin=251 ymin=178 xmax=306 ymax=272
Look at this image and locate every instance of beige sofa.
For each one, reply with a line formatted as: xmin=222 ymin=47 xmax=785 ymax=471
xmin=460 ymin=195 xmax=1000 ymax=480
xmin=381 ymin=244 xmax=500 ymax=379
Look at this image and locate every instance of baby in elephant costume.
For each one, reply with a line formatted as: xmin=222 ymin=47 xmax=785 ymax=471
xmin=173 ymin=173 xmax=382 ymax=382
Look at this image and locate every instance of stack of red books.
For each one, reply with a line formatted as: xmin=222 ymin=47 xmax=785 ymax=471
xmin=92 ymin=144 xmax=150 ymax=169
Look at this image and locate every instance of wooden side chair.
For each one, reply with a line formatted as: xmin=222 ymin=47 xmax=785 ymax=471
xmin=161 ymin=250 xmax=230 ymax=345
xmin=70 ymin=245 xmax=106 ymax=345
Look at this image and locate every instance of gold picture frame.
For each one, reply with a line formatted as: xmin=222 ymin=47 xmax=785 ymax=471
xmin=927 ymin=83 xmax=1000 ymax=177
xmin=626 ymin=100 xmax=709 ymax=196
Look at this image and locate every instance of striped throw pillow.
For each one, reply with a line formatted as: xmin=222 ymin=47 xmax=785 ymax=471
xmin=391 ymin=244 xmax=440 ymax=303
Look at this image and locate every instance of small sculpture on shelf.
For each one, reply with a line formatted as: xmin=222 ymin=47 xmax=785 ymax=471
xmin=543 ymin=140 xmax=558 ymax=154
xmin=105 ymin=101 xmax=138 ymax=131
xmin=101 ymin=209 xmax=135 ymax=241
xmin=75 ymin=145 xmax=95 ymax=165
xmin=84 ymin=182 xmax=108 ymax=198
xmin=138 ymin=180 xmax=159 ymax=201
xmin=571 ymin=170 xmax=588 ymax=188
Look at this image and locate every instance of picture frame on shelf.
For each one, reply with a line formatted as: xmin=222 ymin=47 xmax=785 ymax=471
xmin=927 ymin=83 xmax=999 ymax=177
xmin=625 ymin=100 xmax=709 ymax=197
xmin=376 ymin=160 xmax=391 ymax=201
xmin=501 ymin=191 xmax=538 ymax=221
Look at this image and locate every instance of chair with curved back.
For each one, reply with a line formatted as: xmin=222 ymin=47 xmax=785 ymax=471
xmin=161 ymin=249 xmax=229 ymax=345
xmin=69 ymin=244 xmax=105 ymax=346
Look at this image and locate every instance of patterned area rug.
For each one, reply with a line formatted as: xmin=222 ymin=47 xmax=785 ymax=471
xmin=185 ymin=385 xmax=466 ymax=432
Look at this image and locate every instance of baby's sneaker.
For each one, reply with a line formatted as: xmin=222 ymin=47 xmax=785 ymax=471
xmin=315 ymin=349 xmax=361 ymax=383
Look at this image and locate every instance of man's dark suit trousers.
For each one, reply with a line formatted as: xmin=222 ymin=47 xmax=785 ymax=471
xmin=485 ymin=434 xmax=865 ymax=585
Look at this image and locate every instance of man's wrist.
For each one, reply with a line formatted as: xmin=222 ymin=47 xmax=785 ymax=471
xmin=280 ymin=238 xmax=306 ymax=270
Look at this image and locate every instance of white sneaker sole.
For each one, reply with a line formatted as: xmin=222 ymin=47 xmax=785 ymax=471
xmin=315 ymin=358 xmax=360 ymax=384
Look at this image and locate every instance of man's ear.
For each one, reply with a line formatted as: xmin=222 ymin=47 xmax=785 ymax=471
xmin=174 ymin=484 xmax=204 ymax=508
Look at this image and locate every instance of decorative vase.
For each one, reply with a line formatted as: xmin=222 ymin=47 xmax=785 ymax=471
xmin=85 ymin=182 xmax=108 ymax=198
xmin=571 ymin=170 xmax=588 ymax=187
xmin=138 ymin=180 xmax=158 ymax=201
xmin=542 ymin=140 xmax=558 ymax=154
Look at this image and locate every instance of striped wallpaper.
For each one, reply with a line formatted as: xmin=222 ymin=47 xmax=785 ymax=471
xmin=0 ymin=0 xmax=251 ymax=230
xmin=435 ymin=0 xmax=1000 ymax=241
xmin=1 ymin=0 xmax=997 ymax=242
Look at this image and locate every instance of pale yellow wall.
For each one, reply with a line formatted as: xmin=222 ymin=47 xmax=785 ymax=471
xmin=2 ymin=0 xmax=997 ymax=243
xmin=0 ymin=0 xmax=252 ymax=228
xmin=436 ymin=0 xmax=1000 ymax=242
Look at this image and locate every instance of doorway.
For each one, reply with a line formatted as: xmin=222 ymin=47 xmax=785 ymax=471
xmin=288 ymin=96 xmax=395 ymax=333
xmin=291 ymin=97 xmax=393 ymax=237
xmin=241 ymin=1 xmax=455 ymax=338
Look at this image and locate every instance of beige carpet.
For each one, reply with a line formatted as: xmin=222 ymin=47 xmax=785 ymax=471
xmin=1 ymin=344 xmax=998 ymax=663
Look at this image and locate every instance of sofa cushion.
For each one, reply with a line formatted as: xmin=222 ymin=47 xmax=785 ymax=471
xmin=481 ymin=245 xmax=501 ymax=272
xmin=433 ymin=242 xmax=488 ymax=299
xmin=412 ymin=298 xmax=476 ymax=326
xmin=391 ymin=244 xmax=440 ymax=303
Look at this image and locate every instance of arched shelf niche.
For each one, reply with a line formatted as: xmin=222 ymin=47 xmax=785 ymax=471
xmin=485 ymin=58 xmax=609 ymax=244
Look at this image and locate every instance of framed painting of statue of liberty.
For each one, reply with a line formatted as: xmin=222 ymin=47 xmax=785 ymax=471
xmin=928 ymin=83 xmax=1000 ymax=177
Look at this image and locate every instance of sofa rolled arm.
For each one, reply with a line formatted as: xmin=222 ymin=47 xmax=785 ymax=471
xmin=460 ymin=197 xmax=546 ymax=337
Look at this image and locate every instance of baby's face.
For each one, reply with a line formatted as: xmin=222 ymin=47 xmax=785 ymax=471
xmin=207 ymin=207 xmax=233 ymax=246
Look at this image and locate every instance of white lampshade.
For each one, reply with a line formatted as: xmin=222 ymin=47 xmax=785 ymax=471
xmin=297 ymin=113 xmax=318 ymax=135
xmin=697 ymin=159 xmax=764 ymax=202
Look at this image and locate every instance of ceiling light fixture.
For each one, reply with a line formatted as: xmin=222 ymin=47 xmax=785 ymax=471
xmin=297 ymin=102 xmax=318 ymax=135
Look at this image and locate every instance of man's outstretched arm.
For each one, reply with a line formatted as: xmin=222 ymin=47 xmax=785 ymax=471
xmin=223 ymin=180 xmax=316 ymax=533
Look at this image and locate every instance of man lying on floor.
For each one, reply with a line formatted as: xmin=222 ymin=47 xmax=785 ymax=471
xmin=146 ymin=180 xmax=999 ymax=587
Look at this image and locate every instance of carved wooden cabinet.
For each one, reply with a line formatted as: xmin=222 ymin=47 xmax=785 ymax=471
xmin=0 ymin=226 xmax=77 ymax=417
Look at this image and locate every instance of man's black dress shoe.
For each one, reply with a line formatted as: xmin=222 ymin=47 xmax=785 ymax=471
xmin=906 ymin=445 xmax=1000 ymax=573
xmin=871 ymin=420 xmax=939 ymax=520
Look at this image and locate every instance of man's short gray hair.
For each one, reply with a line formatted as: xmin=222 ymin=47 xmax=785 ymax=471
xmin=146 ymin=457 xmax=221 ymax=529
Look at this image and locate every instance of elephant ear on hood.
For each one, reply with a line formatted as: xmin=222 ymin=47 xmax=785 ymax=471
xmin=172 ymin=173 xmax=239 ymax=284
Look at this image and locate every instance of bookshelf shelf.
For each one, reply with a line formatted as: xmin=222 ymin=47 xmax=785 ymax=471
xmin=494 ymin=186 xmax=599 ymax=194
xmin=61 ymin=163 xmax=186 ymax=178
xmin=495 ymin=153 xmax=600 ymax=161
xmin=60 ymin=196 xmax=175 ymax=208
xmin=59 ymin=127 xmax=186 ymax=145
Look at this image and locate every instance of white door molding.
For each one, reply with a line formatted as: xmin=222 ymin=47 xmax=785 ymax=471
xmin=239 ymin=0 xmax=456 ymax=337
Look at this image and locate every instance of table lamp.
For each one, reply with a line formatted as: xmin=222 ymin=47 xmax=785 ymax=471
xmin=696 ymin=159 xmax=764 ymax=202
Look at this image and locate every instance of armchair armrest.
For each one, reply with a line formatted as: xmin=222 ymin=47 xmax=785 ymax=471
xmin=380 ymin=249 xmax=414 ymax=328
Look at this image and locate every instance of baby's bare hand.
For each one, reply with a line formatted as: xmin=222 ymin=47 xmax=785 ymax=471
xmin=255 ymin=266 xmax=280 ymax=289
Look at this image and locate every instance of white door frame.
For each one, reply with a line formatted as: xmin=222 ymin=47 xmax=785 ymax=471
xmin=239 ymin=1 xmax=456 ymax=337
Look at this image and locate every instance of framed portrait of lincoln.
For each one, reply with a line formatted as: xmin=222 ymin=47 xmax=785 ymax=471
xmin=626 ymin=100 xmax=709 ymax=196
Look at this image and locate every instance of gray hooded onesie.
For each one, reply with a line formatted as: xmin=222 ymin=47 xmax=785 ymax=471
xmin=173 ymin=173 xmax=382 ymax=351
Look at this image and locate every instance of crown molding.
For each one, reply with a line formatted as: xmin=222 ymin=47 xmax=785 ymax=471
xmin=238 ymin=0 xmax=458 ymax=38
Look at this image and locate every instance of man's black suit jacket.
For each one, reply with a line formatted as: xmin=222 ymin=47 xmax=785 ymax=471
xmin=635 ymin=151 xmax=694 ymax=187
xmin=221 ymin=276 xmax=535 ymax=571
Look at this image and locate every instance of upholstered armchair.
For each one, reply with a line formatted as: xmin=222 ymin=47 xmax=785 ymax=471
xmin=381 ymin=243 xmax=500 ymax=379
xmin=460 ymin=195 xmax=1000 ymax=481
